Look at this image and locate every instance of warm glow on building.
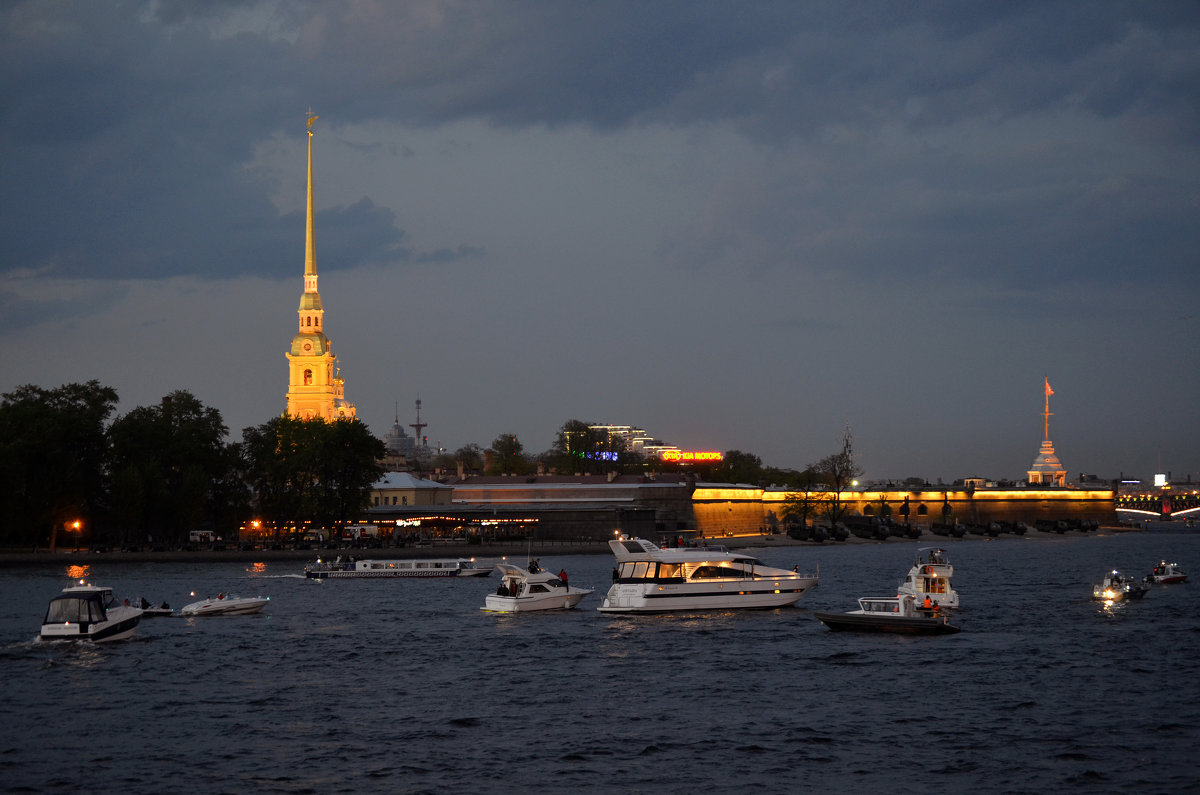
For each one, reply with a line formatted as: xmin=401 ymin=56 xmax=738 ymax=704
xmin=284 ymin=112 xmax=356 ymax=422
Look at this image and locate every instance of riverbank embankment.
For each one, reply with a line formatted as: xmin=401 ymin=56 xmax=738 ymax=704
xmin=0 ymin=526 xmax=1141 ymax=568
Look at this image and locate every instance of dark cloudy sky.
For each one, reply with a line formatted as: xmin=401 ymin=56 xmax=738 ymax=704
xmin=3 ymin=1 xmax=1198 ymax=483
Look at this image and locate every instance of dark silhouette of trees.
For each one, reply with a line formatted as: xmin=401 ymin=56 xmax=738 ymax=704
xmin=488 ymin=434 xmax=529 ymax=475
xmin=108 ymin=391 xmax=236 ymax=547
xmin=0 ymin=381 xmax=118 ymax=549
xmin=710 ymin=450 xmax=764 ymax=484
xmin=453 ymin=443 xmax=485 ymax=474
xmin=242 ymin=415 xmax=383 ymax=539
xmin=809 ymin=427 xmax=863 ymax=525
xmin=313 ymin=418 xmax=386 ymax=528
xmin=545 ymin=420 xmax=644 ymax=475
xmin=780 ymin=469 xmax=825 ymax=530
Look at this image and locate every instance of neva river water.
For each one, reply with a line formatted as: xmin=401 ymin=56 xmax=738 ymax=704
xmin=2 ymin=529 xmax=1198 ymax=793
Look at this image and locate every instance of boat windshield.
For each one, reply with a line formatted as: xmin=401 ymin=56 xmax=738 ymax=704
xmin=690 ymin=565 xmax=750 ymax=580
xmin=615 ymin=562 xmax=685 ymax=581
xmin=45 ymin=595 xmax=105 ymax=623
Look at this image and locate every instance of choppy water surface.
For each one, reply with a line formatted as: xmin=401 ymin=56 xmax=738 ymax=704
xmin=2 ymin=530 xmax=1198 ymax=793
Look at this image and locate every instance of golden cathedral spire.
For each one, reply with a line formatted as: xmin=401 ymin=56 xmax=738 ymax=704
xmin=305 ymin=109 xmax=317 ymax=279
xmin=285 ymin=111 xmax=356 ymax=422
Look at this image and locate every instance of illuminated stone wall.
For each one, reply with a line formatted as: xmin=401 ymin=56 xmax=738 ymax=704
xmin=689 ymin=487 xmax=1118 ymax=536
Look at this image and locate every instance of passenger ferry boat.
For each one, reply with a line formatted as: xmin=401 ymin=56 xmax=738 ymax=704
xmin=597 ymin=536 xmax=818 ymax=613
xmin=304 ymin=556 xmax=493 ymax=579
xmin=814 ymin=595 xmax=961 ymax=635
xmin=897 ymin=548 xmax=959 ymax=609
xmin=39 ymin=583 xmax=142 ymax=642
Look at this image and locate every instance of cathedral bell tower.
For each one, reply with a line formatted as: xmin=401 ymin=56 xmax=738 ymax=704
xmin=285 ymin=112 xmax=356 ymax=421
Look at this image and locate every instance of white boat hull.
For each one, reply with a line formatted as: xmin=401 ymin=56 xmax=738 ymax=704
xmin=598 ymin=578 xmax=817 ymax=613
xmin=181 ymin=597 xmax=269 ymax=616
xmin=39 ymin=607 xmax=142 ymax=642
xmin=482 ymin=587 xmax=594 ymax=613
xmin=305 ymin=558 xmax=493 ymax=579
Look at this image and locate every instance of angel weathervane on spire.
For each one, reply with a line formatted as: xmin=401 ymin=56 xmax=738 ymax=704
xmin=307 ymin=108 xmax=319 ymax=136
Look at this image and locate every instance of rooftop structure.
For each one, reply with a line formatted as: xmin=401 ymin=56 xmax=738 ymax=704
xmin=1027 ymin=378 xmax=1066 ymax=487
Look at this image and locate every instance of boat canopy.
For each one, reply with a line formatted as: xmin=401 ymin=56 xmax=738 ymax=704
xmin=45 ymin=593 xmax=107 ymax=624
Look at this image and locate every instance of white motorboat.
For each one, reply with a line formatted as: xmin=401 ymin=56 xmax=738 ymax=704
xmin=481 ymin=562 xmax=594 ymax=613
xmin=897 ymin=547 xmax=959 ymax=609
xmin=304 ymin=556 xmax=493 ymax=579
xmin=1092 ymin=571 xmax=1148 ymax=602
xmin=814 ymin=595 xmax=961 ymax=635
xmin=597 ymin=536 xmax=818 ymax=613
xmin=180 ymin=593 xmax=269 ymax=616
xmin=1143 ymin=561 xmax=1187 ymax=585
xmin=39 ymin=583 xmax=142 ymax=642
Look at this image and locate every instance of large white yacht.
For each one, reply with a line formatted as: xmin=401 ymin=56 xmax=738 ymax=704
xmin=897 ymin=548 xmax=960 ymax=609
xmin=597 ymin=536 xmax=818 ymax=613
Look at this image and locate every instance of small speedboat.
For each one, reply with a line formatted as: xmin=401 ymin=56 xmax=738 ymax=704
xmin=897 ymin=547 xmax=959 ymax=609
xmin=814 ymin=595 xmax=961 ymax=635
xmin=1143 ymin=561 xmax=1187 ymax=585
xmin=40 ymin=583 xmax=142 ymax=642
xmin=481 ymin=562 xmax=594 ymax=613
xmin=1092 ymin=571 xmax=1148 ymax=602
xmin=180 ymin=593 xmax=269 ymax=616
xmin=134 ymin=597 xmax=174 ymax=617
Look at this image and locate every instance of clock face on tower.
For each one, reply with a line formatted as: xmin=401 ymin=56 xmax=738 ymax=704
xmin=303 ymin=342 xmax=312 ymax=352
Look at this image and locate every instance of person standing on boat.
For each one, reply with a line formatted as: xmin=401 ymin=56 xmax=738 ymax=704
xmin=558 ymin=569 xmax=569 ymax=589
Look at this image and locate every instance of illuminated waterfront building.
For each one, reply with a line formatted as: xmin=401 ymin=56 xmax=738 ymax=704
xmin=588 ymin=423 xmax=684 ymax=459
xmin=285 ymin=113 xmax=356 ymax=422
xmin=1027 ymin=378 xmax=1065 ymax=486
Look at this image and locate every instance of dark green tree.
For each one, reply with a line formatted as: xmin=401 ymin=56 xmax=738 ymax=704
xmin=488 ymin=434 xmax=529 ymax=475
xmin=108 ymin=391 xmax=232 ymax=547
xmin=312 ymin=418 xmax=386 ymax=528
xmin=0 ymin=381 xmax=119 ymax=549
xmin=780 ymin=469 xmax=825 ymax=530
xmin=242 ymin=415 xmax=382 ymax=538
xmin=0 ymin=384 xmax=120 ymax=552
xmin=242 ymin=415 xmax=320 ymax=539
xmin=810 ymin=427 xmax=863 ymax=526
xmin=546 ymin=420 xmax=641 ymax=475
xmin=711 ymin=450 xmax=765 ymax=484
xmin=453 ymin=443 xmax=485 ymax=474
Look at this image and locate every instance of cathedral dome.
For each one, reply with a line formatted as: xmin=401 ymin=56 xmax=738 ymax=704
xmin=1029 ymin=440 xmax=1062 ymax=472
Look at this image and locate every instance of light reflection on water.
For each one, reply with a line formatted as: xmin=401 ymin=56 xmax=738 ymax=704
xmin=64 ymin=564 xmax=90 ymax=580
